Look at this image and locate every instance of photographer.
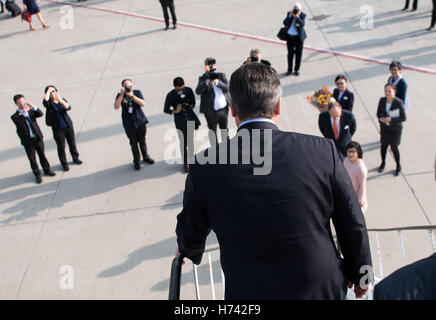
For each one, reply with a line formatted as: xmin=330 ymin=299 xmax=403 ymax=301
xmin=244 ymin=48 xmax=271 ymax=67
xmin=283 ymin=3 xmax=307 ymax=76
xmin=43 ymin=85 xmax=82 ymax=172
xmin=114 ymin=79 xmax=154 ymax=171
xmin=195 ymin=57 xmax=230 ymax=145
xmin=164 ymin=77 xmax=200 ymax=173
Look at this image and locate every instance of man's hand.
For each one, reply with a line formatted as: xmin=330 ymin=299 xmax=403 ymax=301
xmin=173 ymin=104 xmax=183 ymax=114
xmin=348 ymin=281 xmax=369 ymax=299
xmin=126 ymin=90 xmax=134 ymax=98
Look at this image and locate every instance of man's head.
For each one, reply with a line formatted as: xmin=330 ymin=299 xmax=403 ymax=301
xmin=204 ymin=57 xmax=217 ymax=72
xmin=249 ymin=48 xmax=262 ymax=63
xmin=121 ymin=79 xmax=133 ymax=92
xmin=13 ymin=94 xmax=26 ymax=110
xmin=173 ymin=77 xmax=185 ymax=93
xmin=293 ymin=2 xmax=302 ymax=13
xmin=45 ymin=85 xmax=58 ymax=100
xmin=328 ymin=101 xmax=342 ymax=119
xmin=229 ymin=63 xmax=282 ymax=126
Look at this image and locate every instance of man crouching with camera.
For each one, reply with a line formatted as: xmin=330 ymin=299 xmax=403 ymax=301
xmin=164 ymin=77 xmax=200 ymax=173
xmin=195 ymin=57 xmax=230 ymax=146
xmin=114 ymin=79 xmax=154 ymax=171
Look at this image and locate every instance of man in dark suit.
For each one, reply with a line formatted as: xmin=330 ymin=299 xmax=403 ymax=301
xmin=283 ymin=3 xmax=307 ymax=76
xmin=11 ymin=94 xmax=56 ymax=184
xmin=43 ymin=85 xmax=82 ymax=172
xmin=159 ymin=0 xmax=177 ymax=30
xmin=114 ymin=79 xmax=155 ymax=170
xmin=195 ymin=58 xmax=230 ymax=145
xmin=374 ymin=253 xmax=436 ymax=299
xmin=164 ymin=77 xmax=199 ymax=173
xmin=319 ymin=101 xmax=356 ymax=159
xmin=176 ymin=63 xmax=372 ymax=300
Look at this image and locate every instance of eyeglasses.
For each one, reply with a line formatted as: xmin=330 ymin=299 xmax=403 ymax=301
xmin=336 ymin=82 xmax=345 ymax=85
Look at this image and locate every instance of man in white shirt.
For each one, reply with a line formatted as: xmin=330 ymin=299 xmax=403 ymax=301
xmin=195 ymin=57 xmax=230 ymax=145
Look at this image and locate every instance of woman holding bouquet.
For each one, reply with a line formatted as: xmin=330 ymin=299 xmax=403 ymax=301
xmin=344 ymin=142 xmax=368 ymax=214
xmin=23 ymin=0 xmax=49 ymax=31
xmin=377 ymin=83 xmax=406 ymax=176
xmin=333 ymin=75 xmax=354 ymax=112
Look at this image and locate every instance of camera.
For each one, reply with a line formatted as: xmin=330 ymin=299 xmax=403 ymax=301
xmin=250 ymin=55 xmax=259 ymax=62
xmin=179 ymin=93 xmax=191 ymax=111
xmin=124 ymin=86 xmax=132 ymax=93
xmin=293 ymin=8 xmax=299 ymax=15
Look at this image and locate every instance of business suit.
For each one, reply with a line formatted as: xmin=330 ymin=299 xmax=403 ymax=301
xmin=195 ymin=72 xmax=230 ymax=143
xmin=374 ymin=253 xmax=436 ymax=300
xmin=283 ymin=11 xmax=307 ymax=73
xmin=176 ymin=121 xmax=372 ymax=300
xmin=333 ymin=88 xmax=355 ymax=112
xmin=11 ymin=108 xmax=51 ymax=177
xmin=318 ymin=110 xmax=356 ymax=158
xmin=377 ymin=97 xmax=406 ymax=147
xmin=43 ymin=98 xmax=79 ymax=166
xmin=164 ymin=87 xmax=199 ymax=165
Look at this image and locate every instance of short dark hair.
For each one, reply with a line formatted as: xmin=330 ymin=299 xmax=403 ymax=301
xmin=13 ymin=94 xmax=24 ymax=103
xmin=44 ymin=85 xmax=57 ymax=93
xmin=121 ymin=79 xmax=132 ymax=86
xmin=173 ymin=77 xmax=184 ymax=87
xmin=346 ymin=141 xmax=363 ymax=159
xmin=204 ymin=57 xmax=216 ymax=65
xmin=384 ymin=83 xmax=397 ymax=91
xmin=335 ymin=74 xmax=347 ymax=83
xmin=389 ymin=60 xmax=402 ymax=70
xmin=229 ymin=62 xmax=282 ymax=121
xmin=328 ymin=100 xmax=342 ymax=111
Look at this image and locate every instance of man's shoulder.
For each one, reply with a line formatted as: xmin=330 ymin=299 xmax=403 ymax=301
xmin=11 ymin=111 xmax=19 ymax=121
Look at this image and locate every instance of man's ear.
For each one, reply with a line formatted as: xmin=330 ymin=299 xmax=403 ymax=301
xmin=230 ymin=102 xmax=237 ymax=118
xmin=275 ymin=97 xmax=281 ymax=116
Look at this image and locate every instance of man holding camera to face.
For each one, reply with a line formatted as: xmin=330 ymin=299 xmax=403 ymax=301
xmin=283 ymin=3 xmax=307 ymax=76
xmin=164 ymin=77 xmax=200 ymax=173
xmin=114 ymin=79 xmax=154 ymax=171
xmin=195 ymin=58 xmax=230 ymax=145
xmin=244 ymin=48 xmax=271 ymax=67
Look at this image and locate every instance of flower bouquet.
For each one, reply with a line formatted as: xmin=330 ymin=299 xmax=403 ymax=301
xmin=306 ymin=85 xmax=333 ymax=112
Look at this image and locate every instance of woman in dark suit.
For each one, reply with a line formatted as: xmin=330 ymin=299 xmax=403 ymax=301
xmin=333 ymin=74 xmax=354 ymax=112
xmin=377 ymin=83 xmax=406 ymax=176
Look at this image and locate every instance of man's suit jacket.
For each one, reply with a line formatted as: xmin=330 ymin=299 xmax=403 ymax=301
xmin=11 ymin=108 xmax=44 ymax=146
xmin=176 ymin=121 xmax=371 ymax=300
xmin=195 ymin=72 xmax=229 ymax=115
xmin=333 ymin=88 xmax=354 ymax=112
xmin=42 ymin=98 xmax=73 ymax=128
xmin=374 ymin=253 xmax=436 ymax=300
xmin=283 ymin=11 xmax=307 ymax=42
xmin=318 ymin=110 xmax=356 ymax=157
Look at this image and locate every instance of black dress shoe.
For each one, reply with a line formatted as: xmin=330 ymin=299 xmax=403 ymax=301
xmin=62 ymin=163 xmax=70 ymax=172
xmin=44 ymin=170 xmax=56 ymax=177
xmin=378 ymin=163 xmax=385 ymax=173
xmin=294 ymin=71 xmax=300 ymax=76
xmin=401 ymin=7 xmax=408 ymax=11
xmin=164 ymin=25 xmax=169 ymax=30
xmin=286 ymin=70 xmax=293 ymax=76
xmin=394 ymin=165 xmax=401 ymax=176
xmin=427 ymin=26 xmax=435 ymax=31
xmin=73 ymin=158 xmax=83 ymax=165
xmin=134 ymin=162 xmax=141 ymax=170
xmin=144 ymin=156 xmax=155 ymax=164
xmin=172 ymin=25 xmax=177 ymax=29
xmin=36 ymin=176 xmax=43 ymax=184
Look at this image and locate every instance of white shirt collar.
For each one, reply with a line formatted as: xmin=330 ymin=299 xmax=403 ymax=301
xmin=238 ymin=118 xmax=275 ymax=128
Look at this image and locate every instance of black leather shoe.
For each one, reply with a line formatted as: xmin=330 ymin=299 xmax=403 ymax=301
xmin=394 ymin=165 xmax=401 ymax=176
xmin=44 ymin=170 xmax=56 ymax=177
xmin=172 ymin=25 xmax=177 ymax=29
xmin=134 ymin=162 xmax=141 ymax=170
xmin=144 ymin=156 xmax=155 ymax=164
xmin=427 ymin=26 xmax=435 ymax=31
xmin=36 ymin=176 xmax=42 ymax=184
xmin=164 ymin=25 xmax=169 ymax=30
xmin=294 ymin=71 xmax=300 ymax=76
xmin=378 ymin=163 xmax=385 ymax=173
xmin=73 ymin=158 xmax=83 ymax=165
xmin=286 ymin=70 xmax=293 ymax=76
xmin=401 ymin=7 xmax=408 ymax=11
xmin=62 ymin=163 xmax=70 ymax=172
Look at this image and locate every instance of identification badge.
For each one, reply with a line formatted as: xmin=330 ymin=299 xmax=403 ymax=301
xmin=128 ymin=106 xmax=133 ymax=114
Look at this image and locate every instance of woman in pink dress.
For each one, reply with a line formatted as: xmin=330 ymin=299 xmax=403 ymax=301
xmin=343 ymin=141 xmax=368 ymax=214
